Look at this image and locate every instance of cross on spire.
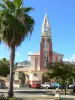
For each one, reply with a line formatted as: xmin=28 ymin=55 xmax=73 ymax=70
xmin=45 ymin=8 xmax=47 ymax=14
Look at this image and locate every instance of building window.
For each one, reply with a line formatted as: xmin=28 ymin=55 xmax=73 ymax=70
xmin=44 ymin=51 xmax=48 ymax=67
xmin=35 ymin=57 xmax=38 ymax=70
xmin=34 ymin=73 xmax=37 ymax=77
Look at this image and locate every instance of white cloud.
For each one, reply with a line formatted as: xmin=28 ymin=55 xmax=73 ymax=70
xmin=28 ymin=52 xmax=34 ymax=55
xmin=63 ymin=58 xmax=69 ymax=61
xmin=71 ymin=54 xmax=75 ymax=60
xmin=63 ymin=54 xmax=75 ymax=62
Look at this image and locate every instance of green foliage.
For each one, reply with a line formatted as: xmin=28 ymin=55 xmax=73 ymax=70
xmin=0 ymin=0 xmax=35 ymax=47
xmin=14 ymin=0 xmax=22 ymax=8
xmin=19 ymin=72 xmax=25 ymax=87
xmin=46 ymin=62 xmax=75 ymax=94
xmin=0 ymin=59 xmax=10 ymax=77
xmin=46 ymin=62 xmax=75 ymax=82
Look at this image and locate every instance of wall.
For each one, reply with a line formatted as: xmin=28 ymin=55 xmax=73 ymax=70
xmin=30 ymin=55 xmax=40 ymax=70
xmin=29 ymin=71 xmax=43 ymax=84
xmin=52 ymin=55 xmax=63 ymax=62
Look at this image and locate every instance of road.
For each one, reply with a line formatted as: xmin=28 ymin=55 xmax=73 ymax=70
xmin=0 ymin=88 xmax=75 ymax=99
xmin=0 ymin=88 xmax=56 ymax=100
xmin=0 ymin=88 xmax=57 ymax=94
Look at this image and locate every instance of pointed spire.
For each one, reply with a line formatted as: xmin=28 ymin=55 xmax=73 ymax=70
xmin=41 ymin=10 xmax=51 ymax=37
xmin=42 ymin=13 xmax=49 ymax=27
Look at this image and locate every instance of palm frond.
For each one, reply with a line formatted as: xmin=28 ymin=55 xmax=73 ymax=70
xmin=0 ymin=0 xmax=35 ymax=47
xmin=16 ymin=7 xmax=34 ymax=17
xmin=0 ymin=3 xmax=6 ymax=9
xmin=22 ymin=7 xmax=34 ymax=12
xmin=4 ymin=0 xmax=15 ymax=12
xmin=14 ymin=0 xmax=22 ymax=8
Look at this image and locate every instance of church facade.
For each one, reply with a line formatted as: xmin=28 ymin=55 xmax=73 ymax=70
xmin=14 ymin=13 xmax=64 ymax=86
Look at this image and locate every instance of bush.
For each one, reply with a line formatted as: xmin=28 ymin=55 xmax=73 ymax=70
xmin=0 ymin=94 xmax=7 ymax=100
xmin=0 ymin=95 xmax=24 ymax=100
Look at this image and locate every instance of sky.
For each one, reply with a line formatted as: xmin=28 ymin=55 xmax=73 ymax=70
xmin=0 ymin=0 xmax=75 ymax=62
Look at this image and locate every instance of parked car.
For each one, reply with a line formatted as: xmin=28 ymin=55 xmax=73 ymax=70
xmin=30 ymin=83 xmax=41 ymax=88
xmin=69 ymin=84 xmax=75 ymax=89
xmin=0 ymin=83 xmax=2 ymax=89
xmin=41 ymin=82 xmax=50 ymax=89
xmin=50 ymin=82 xmax=60 ymax=89
xmin=0 ymin=82 xmax=6 ymax=89
xmin=41 ymin=82 xmax=60 ymax=89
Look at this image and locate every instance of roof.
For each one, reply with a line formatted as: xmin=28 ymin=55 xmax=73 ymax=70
xmin=29 ymin=52 xmax=40 ymax=56
xmin=28 ymin=51 xmax=64 ymax=56
xmin=0 ymin=77 xmax=8 ymax=81
xmin=15 ymin=67 xmax=31 ymax=72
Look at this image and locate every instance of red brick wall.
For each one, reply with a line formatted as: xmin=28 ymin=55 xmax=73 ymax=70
xmin=48 ymin=41 xmax=52 ymax=63
xmin=40 ymin=39 xmax=44 ymax=70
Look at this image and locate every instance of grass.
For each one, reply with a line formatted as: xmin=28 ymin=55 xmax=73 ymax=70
xmin=60 ymin=98 xmax=73 ymax=100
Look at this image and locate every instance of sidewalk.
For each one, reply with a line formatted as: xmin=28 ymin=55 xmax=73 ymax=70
xmin=60 ymin=95 xmax=75 ymax=99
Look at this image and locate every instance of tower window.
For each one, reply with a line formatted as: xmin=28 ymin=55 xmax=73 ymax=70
xmin=44 ymin=51 xmax=48 ymax=66
xmin=44 ymin=27 xmax=48 ymax=32
xmin=47 ymin=39 xmax=50 ymax=42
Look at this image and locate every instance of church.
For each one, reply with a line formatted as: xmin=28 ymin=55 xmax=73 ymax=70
xmin=14 ymin=13 xmax=64 ymax=86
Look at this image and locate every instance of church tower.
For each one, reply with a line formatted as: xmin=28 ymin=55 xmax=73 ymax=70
xmin=40 ymin=13 xmax=52 ymax=70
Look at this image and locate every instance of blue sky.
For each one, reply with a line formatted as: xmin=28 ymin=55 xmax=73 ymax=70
xmin=0 ymin=0 xmax=75 ymax=62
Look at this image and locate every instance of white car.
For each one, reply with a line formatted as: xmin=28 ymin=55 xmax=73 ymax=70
xmin=69 ymin=84 xmax=75 ymax=88
xmin=41 ymin=82 xmax=51 ymax=89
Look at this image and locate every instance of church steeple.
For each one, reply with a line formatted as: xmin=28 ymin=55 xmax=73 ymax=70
xmin=40 ymin=12 xmax=52 ymax=69
xmin=41 ymin=13 xmax=51 ymax=37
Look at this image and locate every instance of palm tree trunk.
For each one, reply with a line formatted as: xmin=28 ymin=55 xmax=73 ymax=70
xmin=8 ymin=46 xmax=15 ymax=97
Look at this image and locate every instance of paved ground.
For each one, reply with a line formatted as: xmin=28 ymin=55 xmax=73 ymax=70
xmin=0 ymin=88 xmax=75 ymax=100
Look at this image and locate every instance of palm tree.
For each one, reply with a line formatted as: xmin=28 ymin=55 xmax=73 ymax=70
xmin=0 ymin=0 xmax=34 ymax=97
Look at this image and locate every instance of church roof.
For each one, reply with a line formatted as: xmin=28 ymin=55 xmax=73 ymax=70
xmin=15 ymin=67 xmax=31 ymax=72
xmin=28 ymin=51 xmax=64 ymax=56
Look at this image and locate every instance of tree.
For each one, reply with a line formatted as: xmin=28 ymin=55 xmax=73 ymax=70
xmin=0 ymin=60 xmax=10 ymax=77
xmin=46 ymin=62 xmax=75 ymax=95
xmin=2 ymin=58 xmax=10 ymax=65
xmin=0 ymin=0 xmax=34 ymax=97
xmin=19 ymin=72 xmax=25 ymax=87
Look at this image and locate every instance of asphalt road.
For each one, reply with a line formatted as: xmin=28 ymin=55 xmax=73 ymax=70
xmin=0 ymin=88 xmax=55 ymax=99
xmin=0 ymin=88 xmax=75 ymax=99
xmin=0 ymin=88 xmax=57 ymax=93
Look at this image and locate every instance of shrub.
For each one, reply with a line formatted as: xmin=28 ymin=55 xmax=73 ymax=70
xmin=0 ymin=95 xmax=24 ymax=100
